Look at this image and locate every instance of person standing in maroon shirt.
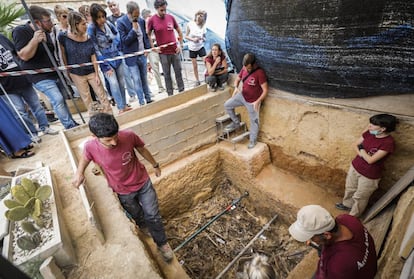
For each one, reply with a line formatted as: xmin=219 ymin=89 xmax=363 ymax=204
xmin=289 ymin=205 xmax=377 ymax=279
xmin=336 ymin=114 xmax=397 ymax=217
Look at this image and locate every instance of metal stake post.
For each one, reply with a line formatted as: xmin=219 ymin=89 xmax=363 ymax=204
xmin=215 ymin=213 xmax=279 ymax=279
xmin=173 ymin=191 xmax=249 ymax=253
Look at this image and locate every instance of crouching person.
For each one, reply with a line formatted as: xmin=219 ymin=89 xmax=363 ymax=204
xmin=73 ymin=112 xmax=173 ymax=262
xmin=289 ymin=205 xmax=377 ymax=278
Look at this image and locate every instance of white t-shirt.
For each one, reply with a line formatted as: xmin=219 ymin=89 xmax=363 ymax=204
xmin=187 ymin=21 xmax=206 ymax=51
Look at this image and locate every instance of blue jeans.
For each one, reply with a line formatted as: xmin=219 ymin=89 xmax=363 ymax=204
xmin=103 ymin=65 xmax=127 ymax=110
xmin=206 ymin=72 xmax=229 ymax=88
xmin=159 ymin=53 xmax=185 ymax=96
xmin=122 ymin=60 xmax=135 ymax=98
xmin=117 ymin=179 xmax=167 ymax=246
xmin=129 ymin=55 xmax=152 ymax=105
xmin=1 ymin=86 xmax=49 ymax=135
xmin=33 ymin=79 xmax=77 ymax=129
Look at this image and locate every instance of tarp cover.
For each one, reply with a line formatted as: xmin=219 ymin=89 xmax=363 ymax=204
xmin=225 ymin=0 xmax=414 ymax=98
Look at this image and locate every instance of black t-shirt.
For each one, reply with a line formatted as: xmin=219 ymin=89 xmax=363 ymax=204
xmin=0 ymin=34 xmax=31 ymax=93
xmin=12 ymin=23 xmax=58 ymax=83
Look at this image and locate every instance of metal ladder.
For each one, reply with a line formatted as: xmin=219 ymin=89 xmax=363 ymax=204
xmin=216 ymin=113 xmax=250 ymax=150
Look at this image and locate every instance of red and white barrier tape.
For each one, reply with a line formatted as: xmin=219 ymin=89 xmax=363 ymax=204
xmin=0 ymin=42 xmax=177 ymax=77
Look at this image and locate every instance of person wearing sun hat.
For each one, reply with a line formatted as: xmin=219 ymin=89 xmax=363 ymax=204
xmin=289 ymin=205 xmax=377 ymax=279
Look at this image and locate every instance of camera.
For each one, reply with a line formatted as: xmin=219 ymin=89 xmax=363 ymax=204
xmin=132 ymin=18 xmax=138 ymax=22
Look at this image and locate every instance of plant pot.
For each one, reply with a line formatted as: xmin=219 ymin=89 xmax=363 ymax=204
xmin=1 ymin=166 xmax=76 ymax=267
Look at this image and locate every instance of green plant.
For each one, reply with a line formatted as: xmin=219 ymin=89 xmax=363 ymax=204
xmin=4 ymin=178 xmax=51 ymax=226
xmin=0 ymin=2 xmax=25 ymax=39
xmin=3 ymin=178 xmax=52 ymax=251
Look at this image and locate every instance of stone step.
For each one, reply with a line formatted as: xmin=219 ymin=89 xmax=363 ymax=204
xmin=231 ymin=131 xmax=250 ymax=144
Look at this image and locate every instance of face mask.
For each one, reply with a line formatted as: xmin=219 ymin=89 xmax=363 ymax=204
xmin=369 ymin=129 xmax=382 ymax=136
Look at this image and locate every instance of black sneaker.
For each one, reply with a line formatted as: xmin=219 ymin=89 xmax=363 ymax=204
xmin=335 ymin=203 xmax=351 ymax=211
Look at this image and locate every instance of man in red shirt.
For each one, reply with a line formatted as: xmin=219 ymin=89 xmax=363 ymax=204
xmin=289 ymin=205 xmax=377 ymax=279
xmin=224 ymin=53 xmax=268 ymax=149
xmin=147 ymin=0 xmax=184 ymax=96
xmin=73 ymin=113 xmax=173 ymax=262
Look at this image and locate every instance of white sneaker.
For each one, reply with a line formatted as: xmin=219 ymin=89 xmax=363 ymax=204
xmin=129 ymin=96 xmax=137 ymax=103
xmin=41 ymin=127 xmax=59 ymax=135
xmin=31 ymin=135 xmax=42 ymax=143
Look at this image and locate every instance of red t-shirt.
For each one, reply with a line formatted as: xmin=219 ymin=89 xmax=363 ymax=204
xmin=352 ymin=131 xmax=395 ymax=179
xmin=147 ymin=14 xmax=179 ymax=54
xmin=84 ymin=130 xmax=150 ymax=195
xmin=315 ymin=215 xmax=377 ymax=279
xmin=204 ymin=53 xmax=226 ymax=77
xmin=238 ymin=67 xmax=267 ymax=103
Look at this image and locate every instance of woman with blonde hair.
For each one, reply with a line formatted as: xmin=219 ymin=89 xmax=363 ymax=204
xmin=53 ymin=5 xmax=69 ymax=62
xmin=185 ymin=10 xmax=207 ymax=87
xmin=58 ymin=11 xmax=112 ymax=115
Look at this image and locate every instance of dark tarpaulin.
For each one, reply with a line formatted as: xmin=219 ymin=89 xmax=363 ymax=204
xmin=225 ymin=0 xmax=414 ymax=98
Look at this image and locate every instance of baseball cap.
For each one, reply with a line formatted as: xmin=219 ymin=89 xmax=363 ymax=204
xmin=288 ymin=205 xmax=335 ymax=242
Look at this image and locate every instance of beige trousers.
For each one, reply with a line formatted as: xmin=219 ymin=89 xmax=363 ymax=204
xmin=70 ymin=72 xmax=112 ymax=116
xmin=342 ymin=164 xmax=380 ymax=217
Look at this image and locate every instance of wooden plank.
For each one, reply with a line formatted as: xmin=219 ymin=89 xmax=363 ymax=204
xmin=399 ymin=212 xmax=414 ymax=259
xmin=362 ymin=165 xmax=414 ymax=223
xmin=364 ymin=203 xmax=396 ymax=254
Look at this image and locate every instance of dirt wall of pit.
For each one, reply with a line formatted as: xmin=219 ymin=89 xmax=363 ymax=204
xmin=236 ymin=88 xmax=414 ymax=197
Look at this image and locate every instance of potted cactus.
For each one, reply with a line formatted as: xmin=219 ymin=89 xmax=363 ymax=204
xmin=1 ymin=166 xmax=75 ymax=270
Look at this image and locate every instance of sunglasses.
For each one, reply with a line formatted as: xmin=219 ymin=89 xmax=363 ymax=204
xmin=62 ymin=15 xmax=68 ymax=19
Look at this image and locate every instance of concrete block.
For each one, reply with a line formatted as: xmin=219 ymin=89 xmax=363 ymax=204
xmin=39 ymin=256 xmax=65 ymax=279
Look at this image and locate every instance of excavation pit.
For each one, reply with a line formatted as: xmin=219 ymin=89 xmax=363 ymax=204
xmin=61 ymin=88 xmax=347 ymax=278
xmin=164 ymin=178 xmax=305 ymax=279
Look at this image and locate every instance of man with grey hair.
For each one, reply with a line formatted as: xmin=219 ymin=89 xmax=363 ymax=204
xmin=147 ymin=0 xmax=185 ymax=96
xmin=106 ymin=0 xmax=124 ymax=26
xmin=117 ymin=1 xmax=153 ymax=106
xmin=106 ymin=0 xmax=136 ymax=103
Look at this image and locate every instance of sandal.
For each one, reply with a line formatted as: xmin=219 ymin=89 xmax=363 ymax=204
xmin=24 ymin=144 xmax=34 ymax=150
xmin=11 ymin=150 xmax=35 ymax=159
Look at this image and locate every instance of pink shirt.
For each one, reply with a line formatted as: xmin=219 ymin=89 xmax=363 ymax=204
xmin=316 ymin=215 xmax=377 ymax=279
xmin=352 ymin=131 xmax=394 ymax=179
xmin=238 ymin=66 xmax=267 ymax=103
xmin=147 ymin=14 xmax=179 ymax=54
xmin=84 ymin=130 xmax=150 ymax=195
